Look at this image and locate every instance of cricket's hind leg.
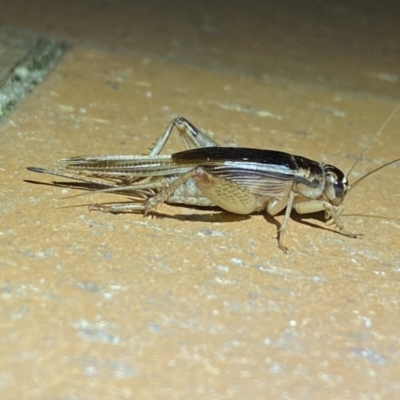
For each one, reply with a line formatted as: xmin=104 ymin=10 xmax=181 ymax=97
xmin=149 ymin=117 xmax=220 ymax=155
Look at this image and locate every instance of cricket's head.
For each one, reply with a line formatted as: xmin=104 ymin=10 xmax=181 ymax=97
xmin=322 ymin=156 xmax=400 ymax=209
xmin=323 ymin=164 xmax=349 ymax=206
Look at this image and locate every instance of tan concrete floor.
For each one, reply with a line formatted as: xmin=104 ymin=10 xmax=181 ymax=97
xmin=1 ymin=1 xmax=400 ymax=399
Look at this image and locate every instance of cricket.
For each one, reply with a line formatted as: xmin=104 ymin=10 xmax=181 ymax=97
xmin=28 ymin=106 xmax=400 ymax=252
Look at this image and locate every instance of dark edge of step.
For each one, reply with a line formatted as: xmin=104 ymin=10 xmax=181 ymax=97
xmin=0 ymin=35 xmax=67 ymax=123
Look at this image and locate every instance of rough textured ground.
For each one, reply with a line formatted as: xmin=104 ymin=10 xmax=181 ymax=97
xmin=1 ymin=1 xmax=400 ymax=399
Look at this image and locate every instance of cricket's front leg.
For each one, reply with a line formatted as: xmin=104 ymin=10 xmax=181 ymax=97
xmin=322 ymin=202 xmax=362 ymax=239
xmin=294 ymin=200 xmax=362 ymax=239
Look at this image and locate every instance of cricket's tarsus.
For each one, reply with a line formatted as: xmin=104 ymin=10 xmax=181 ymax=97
xmin=27 ymin=110 xmax=399 ymax=252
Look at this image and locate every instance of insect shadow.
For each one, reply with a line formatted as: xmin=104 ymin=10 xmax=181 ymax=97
xmin=163 ymin=206 xmax=336 ymax=237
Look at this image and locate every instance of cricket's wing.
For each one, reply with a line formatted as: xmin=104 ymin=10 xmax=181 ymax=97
xmin=172 ymin=147 xmax=296 ymax=199
xmin=56 ymin=154 xmax=190 ymax=177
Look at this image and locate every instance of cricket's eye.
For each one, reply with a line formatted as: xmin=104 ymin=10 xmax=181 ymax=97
xmin=333 ymin=179 xmax=346 ymax=199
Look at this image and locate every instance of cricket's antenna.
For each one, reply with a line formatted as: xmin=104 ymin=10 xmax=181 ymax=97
xmin=346 ymin=103 xmax=400 ymax=182
xmin=349 ymin=157 xmax=400 ymax=192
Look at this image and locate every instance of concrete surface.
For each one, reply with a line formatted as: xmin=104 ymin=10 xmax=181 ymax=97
xmin=1 ymin=1 xmax=400 ymax=399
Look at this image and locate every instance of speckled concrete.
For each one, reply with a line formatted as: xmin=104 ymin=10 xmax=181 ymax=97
xmin=1 ymin=1 xmax=400 ymax=399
